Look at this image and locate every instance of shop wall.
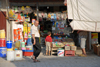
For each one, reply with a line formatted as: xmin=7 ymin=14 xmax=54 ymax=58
xmin=0 ymin=0 xmax=10 ymax=40
xmin=0 ymin=11 xmax=6 ymax=36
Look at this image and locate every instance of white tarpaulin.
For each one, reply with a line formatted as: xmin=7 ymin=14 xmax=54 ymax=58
xmin=67 ymin=0 xmax=100 ymax=32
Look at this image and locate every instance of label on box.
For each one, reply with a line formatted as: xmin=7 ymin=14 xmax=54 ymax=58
xmin=16 ymin=54 xmax=20 ymax=57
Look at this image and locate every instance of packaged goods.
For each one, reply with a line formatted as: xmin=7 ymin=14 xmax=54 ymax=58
xmin=0 ymin=38 xmax=6 ymax=47
xmin=0 ymin=47 xmax=6 ymax=57
xmin=65 ymin=46 xmax=70 ymax=50
xmin=14 ymin=50 xmax=23 ymax=60
xmin=70 ymin=46 xmax=77 ymax=51
xmin=7 ymin=51 xmax=14 ymax=61
xmin=57 ymin=48 xmax=64 ymax=57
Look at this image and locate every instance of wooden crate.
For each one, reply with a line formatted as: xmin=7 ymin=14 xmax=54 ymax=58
xmin=51 ymin=47 xmax=64 ymax=55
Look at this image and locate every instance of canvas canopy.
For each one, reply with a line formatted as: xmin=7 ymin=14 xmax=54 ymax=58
xmin=67 ymin=0 xmax=100 ymax=32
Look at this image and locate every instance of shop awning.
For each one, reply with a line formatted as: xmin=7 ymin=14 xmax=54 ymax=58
xmin=9 ymin=0 xmax=64 ymax=3
xmin=67 ymin=0 xmax=100 ymax=32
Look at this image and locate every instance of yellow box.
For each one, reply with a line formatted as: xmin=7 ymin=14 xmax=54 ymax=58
xmin=91 ymin=33 xmax=98 ymax=39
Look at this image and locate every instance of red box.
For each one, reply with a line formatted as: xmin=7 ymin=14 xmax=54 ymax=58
xmin=23 ymin=50 xmax=33 ymax=56
xmin=23 ymin=52 xmax=33 ymax=56
xmin=65 ymin=50 xmax=75 ymax=56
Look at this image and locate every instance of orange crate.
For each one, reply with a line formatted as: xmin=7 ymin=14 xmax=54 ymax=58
xmin=65 ymin=50 xmax=75 ymax=56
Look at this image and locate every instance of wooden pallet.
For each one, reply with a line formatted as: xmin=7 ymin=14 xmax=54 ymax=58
xmin=51 ymin=47 xmax=64 ymax=55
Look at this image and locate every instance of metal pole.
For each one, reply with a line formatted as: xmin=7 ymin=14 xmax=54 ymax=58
xmin=89 ymin=32 xmax=91 ymax=50
xmin=6 ymin=0 xmax=11 ymax=41
xmin=36 ymin=3 xmax=39 ymax=21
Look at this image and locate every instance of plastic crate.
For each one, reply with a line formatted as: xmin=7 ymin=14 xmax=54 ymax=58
xmin=65 ymin=50 xmax=75 ymax=56
xmin=23 ymin=50 xmax=33 ymax=56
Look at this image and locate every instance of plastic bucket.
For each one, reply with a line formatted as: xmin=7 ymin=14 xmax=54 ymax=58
xmin=7 ymin=51 xmax=14 ymax=61
xmin=57 ymin=49 xmax=64 ymax=57
xmin=14 ymin=50 xmax=23 ymax=60
xmin=0 ymin=47 xmax=6 ymax=57
xmin=0 ymin=38 xmax=6 ymax=47
xmin=6 ymin=41 xmax=12 ymax=49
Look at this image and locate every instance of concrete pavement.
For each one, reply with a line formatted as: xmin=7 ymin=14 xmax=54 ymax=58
xmin=0 ymin=47 xmax=100 ymax=67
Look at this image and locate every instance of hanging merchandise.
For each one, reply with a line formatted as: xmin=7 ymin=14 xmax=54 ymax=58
xmin=18 ymin=7 xmax=21 ymax=12
xmin=14 ymin=6 xmax=18 ymax=13
xmin=14 ymin=29 xmax=18 ymax=42
xmin=23 ymin=22 xmax=28 ymax=36
xmin=21 ymin=6 xmax=25 ymax=11
xmin=61 ymin=14 xmax=64 ymax=20
xmin=9 ymin=9 xmax=15 ymax=18
xmin=32 ymin=19 xmax=35 ymax=25
xmin=47 ymin=13 xmax=51 ymax=20
xmin=17 ymin=13 xmax=23 ymax=22
xmin=44 ymin=13 xmax=48 ymax=18
xmin=14 ymin=14 xmax=18 ymax=20
xmin=0 ymin=47 xmax=6 ymax=58
xmin=24 ymin=33 xmax=28 ymax=45
xmin=54 ymin=13 xmax=57 ymax=21
xmin=28 ymin=23 xmax=31 ymax=35
xmin=25 ymin=17 xmax=30 ymax=22
xmin=25 ymin=6 xmax=30 ymax=13
xmin=51 ymin=13 xmax=54 ymax=21
xmin=23 ymin=22 xmax=27 ymax=27
xmin=18 ymin=28 xmax=23 ymax=41
xmin=56 ymin=13 xmax=61 ymax=20
xmin=23 ymin=27 xmax=28 ymax=36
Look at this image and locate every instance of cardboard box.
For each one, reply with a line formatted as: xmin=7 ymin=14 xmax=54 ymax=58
xmin=65 ymin=46 xmax=70 ymax=50
xmin=93 ymin=44 xmax=100 ymax=56
xmin=76 ymin=50 xmax=82 ymax=55
xmin=71 ymin=46 xmax=77 ymax=51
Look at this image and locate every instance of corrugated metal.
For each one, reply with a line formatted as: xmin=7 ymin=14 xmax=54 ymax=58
xmin=0 ymin=11 xmax=6 ymax=37
xmin=9 ymin=0 xmax=64 ymax=3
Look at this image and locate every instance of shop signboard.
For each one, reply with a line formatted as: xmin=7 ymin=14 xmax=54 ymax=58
xmin=91 ymin=33 xmax=98 ymax=39
xmin=91 ymin=33 xmax=98 ymax=44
